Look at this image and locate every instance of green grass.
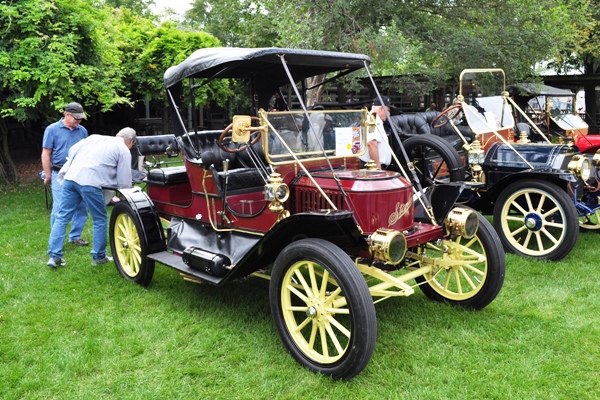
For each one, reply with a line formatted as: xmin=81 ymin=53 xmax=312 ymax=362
xmin=1 ymin=181 xmax=600 ymax=399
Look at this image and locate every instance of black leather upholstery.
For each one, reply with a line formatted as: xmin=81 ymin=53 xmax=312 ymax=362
xmin=138 ymin=131 xmax=266 ymax=193
xmin=388 ymin=112 xmax=473 ymax=151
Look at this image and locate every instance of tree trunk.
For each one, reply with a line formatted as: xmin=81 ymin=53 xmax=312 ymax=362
xmin=0 ymin=119 xmax=19 ymax=183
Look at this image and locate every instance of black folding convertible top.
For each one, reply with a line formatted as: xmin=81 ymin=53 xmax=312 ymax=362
xmin=508 ymin=83 xmax=574 ymax=97
xmin=163 ymin=47 xmax=371 ymax=88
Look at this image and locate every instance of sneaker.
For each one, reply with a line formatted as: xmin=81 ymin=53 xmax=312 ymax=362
xmin=69 ymin=238 xmax=90 ymax=246
xmin=92 ymin=256 xmax=113 ymax=266
xmin=47 ymin=257 xmax=66 ymax=268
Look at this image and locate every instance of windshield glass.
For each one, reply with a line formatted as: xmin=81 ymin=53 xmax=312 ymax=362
xmin=546 ymin=95 xmax=588 ymax=129
xmin=463 ymin=96 xmax=515 ymax=134
xmin=264 ymin=110 xmax=367 ymax=164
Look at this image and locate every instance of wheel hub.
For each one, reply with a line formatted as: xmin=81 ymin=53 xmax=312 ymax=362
xmin=524 ymin=213 xmax=543 ymax=231
xmin=121 ymin=241 xmax=129 ymax=249
xmin=306 ymin=306 xmax=318 ymax=319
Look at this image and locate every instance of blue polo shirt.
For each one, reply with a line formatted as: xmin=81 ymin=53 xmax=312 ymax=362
xmin=42 ymin=119 xmax=88 ymax=167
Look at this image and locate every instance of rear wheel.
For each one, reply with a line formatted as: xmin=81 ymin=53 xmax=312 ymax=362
xmin=401 ymin=135 xmax=464 ymax=186
xmin=579 ymin=209 xmax=600 ymax=231
xmin=270 ymin=238 xmax=376 ymax=380
xmin=414 ymin=213 xmax=505 ymax=310
xmin=109 ymin=202 xmax=155 ymax=286
xmin=493 ymin=179 xmax=578 ymax=260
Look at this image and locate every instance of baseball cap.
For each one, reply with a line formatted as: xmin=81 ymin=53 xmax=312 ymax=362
xmin=65 ymin=102 xmax=86 ymax=119
xmin=372 ymin=96 xmax=395 ymax=108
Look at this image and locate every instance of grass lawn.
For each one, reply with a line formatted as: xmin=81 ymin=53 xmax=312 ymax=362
xmin=1 ymin=181 xmax=599 ymax=399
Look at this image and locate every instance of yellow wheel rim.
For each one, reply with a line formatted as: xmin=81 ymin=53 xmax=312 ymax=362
xmin=499 ymin=188 xmax=566 ymax=256
xmin=579 ymin=209 xmax=600 ymax=230
xmin=113 ymin=213 xmax=142 ymax=277
xmin=423 ymin=235 xmax=488 ymax=301
xmin=280 ymin=260 xmax=351 ymax=364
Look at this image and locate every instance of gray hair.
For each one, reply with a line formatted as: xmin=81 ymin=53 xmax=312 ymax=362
xmin=116 ymin=127 xmax=137 ymax=142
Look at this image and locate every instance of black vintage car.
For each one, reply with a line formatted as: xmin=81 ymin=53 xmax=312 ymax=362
xmin=109 ymin=48 xmax=505 ymax=379
xmin=395 ymin=69 xmax=600 ymax=260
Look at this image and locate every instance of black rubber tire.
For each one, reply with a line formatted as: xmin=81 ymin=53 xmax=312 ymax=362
xmin=415 ymin=212 xmax=505 ymax=310
xmin=493 ymin=179 xmax=578 ymax=260
xmin=269 ymin=238 xmax=377 ymax=380
xmin=400 ymin=135 xmax=465 ymax=186
xmin=109 ymin=202 xmax=155 ymax=286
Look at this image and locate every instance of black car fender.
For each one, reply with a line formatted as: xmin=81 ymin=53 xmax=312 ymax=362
xmin=115 ymin=187 xmax=167 ymax=254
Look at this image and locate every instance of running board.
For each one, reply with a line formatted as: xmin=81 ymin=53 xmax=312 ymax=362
xmin=147 ymin=251 xmax=223 ymax=285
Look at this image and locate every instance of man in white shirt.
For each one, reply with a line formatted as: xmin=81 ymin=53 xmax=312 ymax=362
xmin=46 ymin=127 xmax=136 ymax=268
xmin=359 ymin=96 xmax=394 ymax=169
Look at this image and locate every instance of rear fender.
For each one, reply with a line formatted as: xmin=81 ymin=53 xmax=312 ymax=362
xmin=116 ymin=187 xmax=167 ymax=254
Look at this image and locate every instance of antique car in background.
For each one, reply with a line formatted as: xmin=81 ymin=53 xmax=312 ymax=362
xmin=109 ymin=48 xmax=505 ymax=379
xmin=508 ymin=82 xmax=600 ymax=154
xmin=402 ymin=69 xmax=600 ymax=260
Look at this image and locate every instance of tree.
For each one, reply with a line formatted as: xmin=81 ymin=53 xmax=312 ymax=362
xmin=0 ymin=0 xmax=130 ymax=183
xmin=114 ymin=9 xmax=228 ymax=131
xmin=103 ymin=0 xmax=155 ymax=18
xmin=184 ymin=0 xmax=588 ymax=98
xmin=547 ymin=0 xmax=600 ymax=130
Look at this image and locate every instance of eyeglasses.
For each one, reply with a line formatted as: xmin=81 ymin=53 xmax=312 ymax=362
xmin=69 ymin=113 xmax=83 ymax=122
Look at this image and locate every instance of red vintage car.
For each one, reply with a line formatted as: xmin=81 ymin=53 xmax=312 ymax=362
xmin=110 ymin=48 xmax=505 ymax=379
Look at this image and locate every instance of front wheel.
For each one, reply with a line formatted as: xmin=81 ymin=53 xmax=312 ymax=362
xmin=269 ymin=238 xmax=376 ymax=380
xmin=493 ymin=179 xmax=578 ymax=260
xmin=414 ymin=213 xmax=505 ymax=310
xmin=109 ymin=202 xmax=155 ymax=286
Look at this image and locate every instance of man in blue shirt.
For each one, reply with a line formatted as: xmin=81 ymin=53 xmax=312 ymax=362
xmin=47 ymin=127 xmax=136 ymax=268
xmin=41 ymin=102 xmax=89 ymax=246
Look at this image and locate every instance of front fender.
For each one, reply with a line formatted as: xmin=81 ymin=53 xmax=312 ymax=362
xmin=476 ymin=170 xmax=574 ymax=214
xmin=226 ymin=210 xmax=366 ymax=280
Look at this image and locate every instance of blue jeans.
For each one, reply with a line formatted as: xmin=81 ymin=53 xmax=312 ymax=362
xmin=48 ymin=180 xmax=108 ymax=261
xmin=51 ymin=171 xmax=88 ymax=242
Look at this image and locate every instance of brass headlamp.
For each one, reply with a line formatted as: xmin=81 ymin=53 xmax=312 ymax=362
xmin=369 ymin=228 xmax=407 ymax=265
xmin=445 ymin=207 xmax=479 ymax=239
xmin=568 ymin=154 xmax=591 ymax=181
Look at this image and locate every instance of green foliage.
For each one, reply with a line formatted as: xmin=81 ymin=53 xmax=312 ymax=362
xmin=0 ymin=0 xmax=130 ymax=122
xmin=103 ymin=0 xmax=156 ymax=18
xmin=184 ymin=0 xmax=276 ymax=47
xmin=184 ymin=0 xmax=589 ymax=93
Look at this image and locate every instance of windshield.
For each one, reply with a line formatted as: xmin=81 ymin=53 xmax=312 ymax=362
xmin=463 ymin=96 xmax=515 ymax=134
xmin=263 ymin=110 xmax=367 ymax=165
xmin=546 ymin=95 xmax=588 ymax=130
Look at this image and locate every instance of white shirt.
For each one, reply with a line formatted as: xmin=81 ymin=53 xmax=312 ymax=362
xmin=359 ymin=114 xmax=392 ymax=167
xmin=59 ymin=135 xmax=132 ymax=189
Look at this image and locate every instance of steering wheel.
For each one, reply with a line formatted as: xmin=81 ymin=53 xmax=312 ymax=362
xmin=431 ymin=104 xmax=463 ymax=128
xmin=219 ymin=116 xmax=262 ymax=153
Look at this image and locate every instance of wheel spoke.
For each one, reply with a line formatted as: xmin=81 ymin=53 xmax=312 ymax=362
xmin=539 ymin=228 xmax=560 ymax=245
xmin=324 ymin=320 xmax=346 ymax=355
xmin=521 ymin=230 xmax=533 ymax=248
xmin=319 ymin=324 xmax=329 ymax=358
xmin=541 ymin=205 xmax=559 ymax=218
xmin=287 ymin=284 xmax=309 ymax=303
xmin=326 ymin=314 xmax=351 ymax=337
xmin=293 ymin=266 xmax=314 ymax=298
xmin=524 ymin=192 xmax=534 ymax=212
xmin=510 ymin=199 xmax=529 ymax=215
xmin=458 ymin=267 xmax=478 ymax=290
xmin=534 ymin=231 xmax=545 ymax=250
